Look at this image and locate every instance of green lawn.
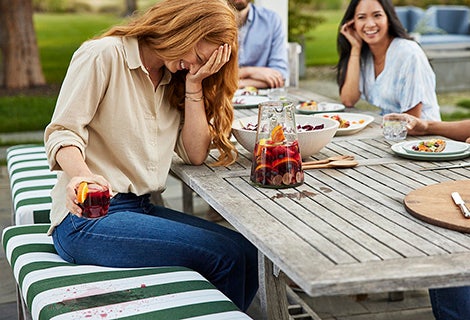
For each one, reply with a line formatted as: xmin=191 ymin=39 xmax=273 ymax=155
xmin=33 ymin=10 xmax=341 ymax=84
xmin=304 ymin=10 xmax=343 ymax=66
xmin=0 ymin=96 xmax=57 ymax=133
xmin=0 ymin=14 xmax=123 ymax=136
xmin=35 ymin=13 xmax=123 ymax=83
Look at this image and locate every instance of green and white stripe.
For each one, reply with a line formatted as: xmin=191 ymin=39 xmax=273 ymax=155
xmin=7 ymin=145 xmax=57 ymax=225
xmin=2 ymin=225 xmax=252 ymax=320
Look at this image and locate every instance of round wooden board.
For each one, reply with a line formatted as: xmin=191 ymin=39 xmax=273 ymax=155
xmin=404 ymin=180 xmax=470 ymax=233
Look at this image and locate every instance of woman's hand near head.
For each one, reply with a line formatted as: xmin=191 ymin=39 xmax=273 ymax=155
xmin=338 ymin=19 xmax=363 ymax=107
xmin=341 ymin=20 xmax=363 ymax=52
xmin=186 ymin=44 xmax=231 ymax=84
xmin=181 ymin=44 xmax=232 ymax=165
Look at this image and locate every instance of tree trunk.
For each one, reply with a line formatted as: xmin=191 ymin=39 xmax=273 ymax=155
xmin=124 ymin=0 xmax=137 ymax=17
xmin=0 ymin=0 xmax=45 ymax=89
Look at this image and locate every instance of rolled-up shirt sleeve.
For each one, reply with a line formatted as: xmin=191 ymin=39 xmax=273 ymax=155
xmin=44 ymin=40 xmax=107 ymax=170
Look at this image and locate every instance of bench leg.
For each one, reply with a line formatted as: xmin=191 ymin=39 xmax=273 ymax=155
xmin=16 ymin=284 xmax=32 ymax=320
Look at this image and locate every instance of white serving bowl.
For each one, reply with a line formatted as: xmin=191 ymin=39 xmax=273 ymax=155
xmin=232 ymin=115 xmax=339 ymax=159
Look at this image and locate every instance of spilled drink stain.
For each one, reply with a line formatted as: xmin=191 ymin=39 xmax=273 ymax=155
xmin=271 ymin=190 xmax=317 ymax=200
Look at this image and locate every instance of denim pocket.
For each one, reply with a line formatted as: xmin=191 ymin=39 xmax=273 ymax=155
xmin=69 ymin=212 xmax=92 ymax=231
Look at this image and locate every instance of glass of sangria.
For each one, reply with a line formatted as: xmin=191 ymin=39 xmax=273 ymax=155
xmin=250 ymin=100 xmax=304 ymax=188
xmin=76 ymin=182 xmax=110 ymax=219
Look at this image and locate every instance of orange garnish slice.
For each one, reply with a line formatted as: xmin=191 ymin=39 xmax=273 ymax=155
xmin=76 ymin=182 xmax=88 ymax=203
xmin=270 ymin=125 xmax=286 ymax=143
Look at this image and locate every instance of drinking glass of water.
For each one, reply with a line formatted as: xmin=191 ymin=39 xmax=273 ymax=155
xmin=382 ymin=114 xmax=409 ymax=141
xmin=267 ymin=87 xmax=287 ymax=101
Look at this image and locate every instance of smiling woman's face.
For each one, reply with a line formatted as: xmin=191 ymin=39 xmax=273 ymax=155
xmin=354 ymin=0 xmax=389 ymax=46
xmin=166 ymin=40 xmax=219 ymax=75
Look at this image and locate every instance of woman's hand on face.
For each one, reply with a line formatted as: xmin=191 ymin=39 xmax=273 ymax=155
xmin=341 ymin=20 xmax=363 ymax=50
xmin=66 ymin=175 xmax=112 ymax=217
xmin=186 ymin=44 xmax=231 ymax=84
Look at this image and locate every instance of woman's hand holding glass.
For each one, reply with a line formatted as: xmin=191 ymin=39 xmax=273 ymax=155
xmin=386 ymin=113 xmax=428 ymax=136
xmin=66 ymin=174 xmax=112 ymax=217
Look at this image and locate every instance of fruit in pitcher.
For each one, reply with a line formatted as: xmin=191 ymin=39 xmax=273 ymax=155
xmin=250 ymin=140 xmax=303 ymax=188
xmin=271 ymin=125 xmax=286 ymax=143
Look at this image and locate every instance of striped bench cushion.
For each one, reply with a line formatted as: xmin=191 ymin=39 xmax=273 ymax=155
xmin=7 ymin=145 xmax=56 ymax=225
xmin=2 ymin=224 xmax=252 ymax=320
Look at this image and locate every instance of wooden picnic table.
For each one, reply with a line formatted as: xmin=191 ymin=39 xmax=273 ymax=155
xmin=171 ymin=89 xmax=470 ymax=319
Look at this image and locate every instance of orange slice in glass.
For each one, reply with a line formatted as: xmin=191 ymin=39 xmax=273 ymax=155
xmin=76 ymin=182 xmax=88 ymax=203
xmin=271 ymin=125 xmax=285 ymax=143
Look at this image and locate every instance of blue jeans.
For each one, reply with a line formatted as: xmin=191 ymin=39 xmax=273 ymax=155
xmin=429 ymin=286 xmax=470 ymax=320
xmin=52 ymin=193 xmax=259 ymax=311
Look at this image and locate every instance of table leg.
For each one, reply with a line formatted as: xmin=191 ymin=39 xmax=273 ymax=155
xmin=257 ymin=252 xmax=289 ymax=320
xmin=182 ymin=182 xmax=194 ymax=214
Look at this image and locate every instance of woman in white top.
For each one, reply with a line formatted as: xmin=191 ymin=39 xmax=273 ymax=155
xmin=336 ymin=0 xmax=441 ymax=121
xmin=336 ymin=1 xmax=469 ymax=319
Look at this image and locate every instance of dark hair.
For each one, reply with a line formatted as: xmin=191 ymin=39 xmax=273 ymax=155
xmin=335 ymin=0 xmax=412 ymax=91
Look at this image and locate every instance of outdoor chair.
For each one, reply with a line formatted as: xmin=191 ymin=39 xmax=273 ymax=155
xmin=395 ymin=6 xmax=424 ymax=33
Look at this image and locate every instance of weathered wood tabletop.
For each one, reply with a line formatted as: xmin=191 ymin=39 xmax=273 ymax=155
xmin=171 ymin=89 xmax=470 ymax=319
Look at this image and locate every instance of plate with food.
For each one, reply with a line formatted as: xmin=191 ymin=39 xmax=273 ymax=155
xmin=402 ymin=139 xmax=469 ymax=155
xmin=391 ymin=140 xmax=470 ymax=161
xmin=313 ymin=112 xmax=374 ymax=136
xmin=232 ymin=95 xmax=270 ymax=108
xmin=296 ymin=101 xmax=345 ymax=114
xmin=235 ymin=86 xmax=260 ymax=96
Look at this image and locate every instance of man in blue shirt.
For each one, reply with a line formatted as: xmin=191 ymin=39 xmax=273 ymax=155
xmin=229 ymin=0 xmax=289 ymax=88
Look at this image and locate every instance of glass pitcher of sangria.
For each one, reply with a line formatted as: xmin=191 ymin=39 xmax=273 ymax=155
xmin=250 ymin=100 xmax=304 ymax=188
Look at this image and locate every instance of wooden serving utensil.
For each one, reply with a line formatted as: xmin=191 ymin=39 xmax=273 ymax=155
xmin=302 ymin=155 xmax=355 ymax=166
xmin=302 ymin=160 xmax=359 ymax=170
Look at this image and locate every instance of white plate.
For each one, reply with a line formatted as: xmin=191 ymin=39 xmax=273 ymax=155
xmin=232 ymin=95 xmax=269 ymax=109
xmin=402 ymin=140 xmax=469 ymax=155
xmin=313 ymin=112 xmax=374 ymax=136
xmin=296 ymin=102 xmax=345 ymax=114
xmin=391 ymin=140 xmax=470 ymax=161
xmin=234 ymin=88 xmax=269 ymax=97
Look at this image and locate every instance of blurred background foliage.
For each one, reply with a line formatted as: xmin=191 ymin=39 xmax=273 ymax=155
xmin=0 ymin=0 xmax=467 ymax=137
xmin=393 ymin=0 xmax=470 ymax=6
xmin=31 ymin=0 xmax=470 ymax=44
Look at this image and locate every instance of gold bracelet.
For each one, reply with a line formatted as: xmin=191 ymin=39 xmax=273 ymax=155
xmin=186 ymin=88 xmax=202 ymax=94
xmin=185 ymin=96 xmax=204 ymax=102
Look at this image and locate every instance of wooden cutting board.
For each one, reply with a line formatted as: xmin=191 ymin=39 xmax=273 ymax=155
xmin=404 ymin=180 xmax=470 ymax=233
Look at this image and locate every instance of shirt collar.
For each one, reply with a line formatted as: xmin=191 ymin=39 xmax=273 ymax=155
xmin=123 ymin=36 xmax=171 ymax=85
xmin=246 ymin=4 xmax=254 ymax=24
xmin=123 ymin=36 xmax=142 ymax=70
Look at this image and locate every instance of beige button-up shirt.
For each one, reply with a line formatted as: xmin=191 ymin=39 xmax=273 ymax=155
xmin=45 ymin=36 xmax=191 ymax=234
